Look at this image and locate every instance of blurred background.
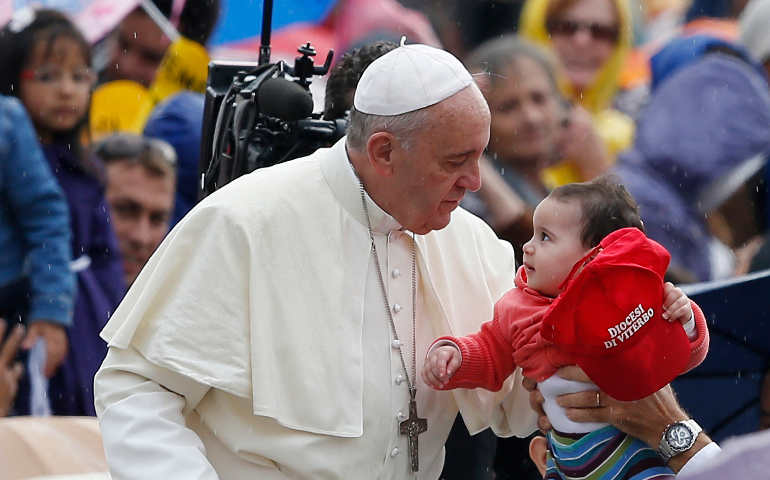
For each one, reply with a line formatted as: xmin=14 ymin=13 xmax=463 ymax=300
xmin=0 ymin=1 xmax=768 ymax=479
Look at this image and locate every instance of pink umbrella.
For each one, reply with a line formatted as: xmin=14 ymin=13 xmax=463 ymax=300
xmin=1 ymin=0 xmax=141 ymax=43
xmin=211 ymin=0 xmax=441 ymax=64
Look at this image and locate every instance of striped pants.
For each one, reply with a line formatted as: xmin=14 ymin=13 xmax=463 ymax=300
xmin=545 ymin=426 xmax=675 ymax=480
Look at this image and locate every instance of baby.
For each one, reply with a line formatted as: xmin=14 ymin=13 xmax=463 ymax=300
xmin=423 ymin=176 xmax=709 ymax=479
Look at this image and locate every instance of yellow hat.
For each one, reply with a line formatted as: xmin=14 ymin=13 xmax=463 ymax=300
xmin=90 ymin=80 xmax=154 ymax=142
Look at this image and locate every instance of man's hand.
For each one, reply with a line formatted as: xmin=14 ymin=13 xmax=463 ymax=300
xmin=522 ymin=375 xmax=551 ymax=433
xmin=476 ymin=154 xmax=529 ymax=230
xmin=551 ymin=366 xmax=712 ymax=473
xmin=662 ymin=282 xmax=694 ymax=324
xmin=0 ymin=319 xmax=25 ymax=417
xmin=421 ymin=345 xmax=461 ymax=389
xmin=553 ymin=366 xmax=686 ymax=447
xmin=22 ymin=321 xmax=68 ymax=378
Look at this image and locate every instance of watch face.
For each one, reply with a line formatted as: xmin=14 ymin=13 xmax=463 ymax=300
xmin=666 ymin=424 xmax=693 ymax=450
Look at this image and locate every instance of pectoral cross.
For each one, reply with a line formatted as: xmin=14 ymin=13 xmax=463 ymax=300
xmin=400 ymin=397 xmax=428 ymax=472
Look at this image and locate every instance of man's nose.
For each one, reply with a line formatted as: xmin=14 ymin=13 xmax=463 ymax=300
xmin=457 ymin=159 xmax=482 ymax=192
xmin=128 ymin=216 xmax=154 ymax=248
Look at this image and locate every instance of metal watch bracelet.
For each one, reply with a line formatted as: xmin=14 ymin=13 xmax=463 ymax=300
xmin=659 ymin=419 xmax=703 ymax=463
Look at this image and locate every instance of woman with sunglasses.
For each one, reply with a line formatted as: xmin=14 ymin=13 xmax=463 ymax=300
xmin=519 ymin=0 xmax=635 ymax=187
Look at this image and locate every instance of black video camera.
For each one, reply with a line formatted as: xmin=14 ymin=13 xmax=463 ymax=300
xmin=198 ymin=1 xmax=347 ymax=199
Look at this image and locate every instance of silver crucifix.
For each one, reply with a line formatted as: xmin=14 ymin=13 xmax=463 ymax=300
xmin=400 ymin=397 xmax=428 ymax=472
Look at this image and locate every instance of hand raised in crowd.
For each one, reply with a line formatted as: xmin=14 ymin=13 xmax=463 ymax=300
xmin=476 ymin=154 xmax=530 ymax=231
xmin=557 ymin=104 xmax=610 ymax=181
xmin=422 ymin=345 xmax=461 ymax=389
xmin=523 ymin=366 xmax=712 ymax=473
xmin=0 ymin=319 xmax=25 ymax=417
xmin=22 ymin=321 xmax=68 ymax=378
xmin=661 ymin=281 xmax=694 ymax=324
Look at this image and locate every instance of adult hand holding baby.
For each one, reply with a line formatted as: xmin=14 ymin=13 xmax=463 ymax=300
xmin=523 ymin=366 xmax=713 ymax=473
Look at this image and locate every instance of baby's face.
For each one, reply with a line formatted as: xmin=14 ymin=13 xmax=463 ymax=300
xmin=521 ymin=196 xmax=592 ymax=297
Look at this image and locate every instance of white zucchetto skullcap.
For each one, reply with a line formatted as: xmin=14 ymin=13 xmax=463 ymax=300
xmin=353 ymin=43 xmax=473 ymax=116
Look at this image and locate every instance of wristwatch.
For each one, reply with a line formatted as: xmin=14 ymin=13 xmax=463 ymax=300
xmin=659 ymin=419 xmax=702 ymax=463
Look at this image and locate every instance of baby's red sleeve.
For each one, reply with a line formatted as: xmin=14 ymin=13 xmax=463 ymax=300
xmin=683 ymin=300 xmax=709 ymax=372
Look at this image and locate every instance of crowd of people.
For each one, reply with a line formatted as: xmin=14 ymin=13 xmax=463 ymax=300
xmin=1 ymin=0 xmax=770 ymax=478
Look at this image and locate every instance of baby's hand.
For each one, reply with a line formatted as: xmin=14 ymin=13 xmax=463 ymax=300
xmin=661 ymin=282 xmax=693 ymax=324
xmin=421 ymin=345 xmax=461 ymax=390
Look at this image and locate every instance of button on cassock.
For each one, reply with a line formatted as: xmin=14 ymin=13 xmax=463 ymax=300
xmin=392 ymin=303 xmax=402 ymax=313
xmin=392 ymin=268 xmax=400 ymax=278
xmin=391 ymin=339 xmax=401 ymax=349
xmin=395 ymin=375 xmax=405 ymax=385
xmin=391 ymin=447 xmax=400 ymax=457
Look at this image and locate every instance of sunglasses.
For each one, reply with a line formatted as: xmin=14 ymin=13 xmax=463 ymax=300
xmin=546 ymin=19 xmax=620 ymax=43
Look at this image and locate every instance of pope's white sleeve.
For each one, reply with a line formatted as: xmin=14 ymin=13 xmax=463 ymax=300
xmin=487 ymin=368 xmax=539 ymax=437
xmin=676 ymin=441 xmax=722 ymax=477
xmin=94 ymin=346 xmax=217 ymax=480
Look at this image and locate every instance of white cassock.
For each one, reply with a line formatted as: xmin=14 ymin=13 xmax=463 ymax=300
xmin=94 ymin=138 xmax=537 ymax=479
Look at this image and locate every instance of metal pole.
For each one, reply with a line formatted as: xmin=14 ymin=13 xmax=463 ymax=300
xmin=259 ymin=0 xmax=273 ymax=65
xmin=140 ymin=0 xmax=180 ymax=42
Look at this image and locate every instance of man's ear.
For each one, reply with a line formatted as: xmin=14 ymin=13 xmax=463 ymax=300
xmin=528 ymin=435 xmax=549 ymax=477
xmin=366 ymin=131 xmax=395 ymax=176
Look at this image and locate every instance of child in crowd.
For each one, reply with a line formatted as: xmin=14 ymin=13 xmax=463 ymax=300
xmin=423 ymin=176 xmax=710 ymax=479
xmin=0 ymin=8 xmax=124 ymax=416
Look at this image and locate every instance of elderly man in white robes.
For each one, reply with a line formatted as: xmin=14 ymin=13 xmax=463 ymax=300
xmin=93 ymin=44 xmax=538 ymax=479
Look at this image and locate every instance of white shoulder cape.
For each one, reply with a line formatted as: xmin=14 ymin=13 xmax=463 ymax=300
xmin=101 ymin=139 xmax=536 ymax=438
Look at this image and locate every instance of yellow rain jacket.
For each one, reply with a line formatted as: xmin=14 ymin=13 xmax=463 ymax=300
xmin=520 ymin=0 xmax=635 ymax=186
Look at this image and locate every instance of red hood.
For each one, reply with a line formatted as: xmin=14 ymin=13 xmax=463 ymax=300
xmin=514 ymin=265 xmax=554 ymax=303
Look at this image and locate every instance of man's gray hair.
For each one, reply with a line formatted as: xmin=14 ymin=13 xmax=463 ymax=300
xmin=95 ymin=133 xmax=177 ymax=179
xmin=346 ymin=106 xmax=431 ymax=151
